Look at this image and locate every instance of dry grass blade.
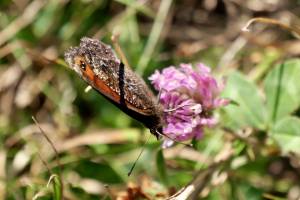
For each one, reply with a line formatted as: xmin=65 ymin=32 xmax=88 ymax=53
xmin=111 ymin=32 xmax=131 ymax=69
xmin=167 ymin=143 xmax=234 ymax=200
xmin=32 ymin=116 xmax=64 ymax=199
xmin=57 ymin=129 xmax=140 ymax=152
xmin=167 ymin=165 xmax=217 ymax=200
xmin=0 ymin=65 xmax=23 ymax=93
xmin=0 ymin=0 xmax=46 ymax=46
xmin=242 ymin=17 xmax=300 ymax=38
xmin=26 ymin=49 xmax=68 ymax=68
xmin=163 ymin=146 xmax=212 ymax=164
xmin=37 ymin=152 xmax=52 ymax=174
xmin=31 ymin=116 xmax=62 ymax=175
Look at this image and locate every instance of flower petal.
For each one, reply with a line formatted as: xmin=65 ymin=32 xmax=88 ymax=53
xmin=149 ymin=63 xmax=228 ymax=147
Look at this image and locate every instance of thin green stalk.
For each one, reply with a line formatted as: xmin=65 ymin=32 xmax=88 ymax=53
xmin=136 ymin=0 xmax=173 ymax=75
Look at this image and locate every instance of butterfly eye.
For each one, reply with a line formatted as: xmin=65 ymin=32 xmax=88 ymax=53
xmin=80 ymin=60 xmax=86 ymax=70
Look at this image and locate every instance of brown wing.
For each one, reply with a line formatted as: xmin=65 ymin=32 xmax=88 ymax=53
xmin=64 ymin=37 xmax=163 ymax=138
xmin=64 ymin=37 xmax=159 ymax=116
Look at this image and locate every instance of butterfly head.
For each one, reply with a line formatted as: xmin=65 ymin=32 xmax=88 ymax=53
xmin=64 ymin=37 xmax=120 ymax=81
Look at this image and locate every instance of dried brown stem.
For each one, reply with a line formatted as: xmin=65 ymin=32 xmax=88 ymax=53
xmin=0 ymin=0 xmax=46 ymax=46
xmin=167 ymin=164 xmax=218 ymax=200
xmin=167 ymin=147 xmax=234 ymax=200
xmin=37 ymin=152 xmax=52 ymax=174
xmin=111 ymin=33 xmax=131 ymax=69
xmin=242 ymin=17 xmax=300 ymax=38
xmin=31 ymin=116 xmax=62 ymax=175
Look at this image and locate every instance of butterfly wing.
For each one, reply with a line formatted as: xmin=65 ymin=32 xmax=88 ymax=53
xmin=64 ymin=37 xmax=163 ymax=133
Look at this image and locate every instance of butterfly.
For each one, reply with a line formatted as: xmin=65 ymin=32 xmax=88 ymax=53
xmin=64 ymin=37 xmax=163 ymax=139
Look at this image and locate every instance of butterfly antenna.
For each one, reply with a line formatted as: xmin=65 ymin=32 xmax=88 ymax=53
xmin=156 ymin=130 xmax=193 ymax=148
xmin=127 ymin=134 xmax=151 ymax=176
xmin=163 ymin=103 xmax=194 ymax=112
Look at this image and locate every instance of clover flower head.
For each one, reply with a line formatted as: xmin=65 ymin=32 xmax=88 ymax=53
xmin=149 ymin=63 xmax=229 ymax=148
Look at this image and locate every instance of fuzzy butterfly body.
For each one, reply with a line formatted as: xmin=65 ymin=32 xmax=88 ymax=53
xmin=64 ymin=37 xmax=163 ymax=138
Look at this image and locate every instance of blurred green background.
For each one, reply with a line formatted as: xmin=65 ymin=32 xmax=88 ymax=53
xmin=1 ymin=0 xmax=300 ymax=199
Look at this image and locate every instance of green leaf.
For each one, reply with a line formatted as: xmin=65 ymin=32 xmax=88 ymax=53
xmin=75 ymin=160 xmax=124 ymax=184
xmin=236 ymin=182 xmax=264 ymax=200
xmin=271 ymin=116 xmax=300 ymax=154
xmin=222 ymin=72 xmax=266 ymax=130
xmin=204 ymin=187 xmax=222 ymax=200
xmin=51 ymin=175 xmax=62 ymax=200
xmin=156 ymin=149 xmax=168 ymax=185
xmin=264 ymin=59 xmax=300 ymax=124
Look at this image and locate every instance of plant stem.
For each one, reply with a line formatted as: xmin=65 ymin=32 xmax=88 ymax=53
xmin=136 ymin=0 xmax=173 ymax=75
